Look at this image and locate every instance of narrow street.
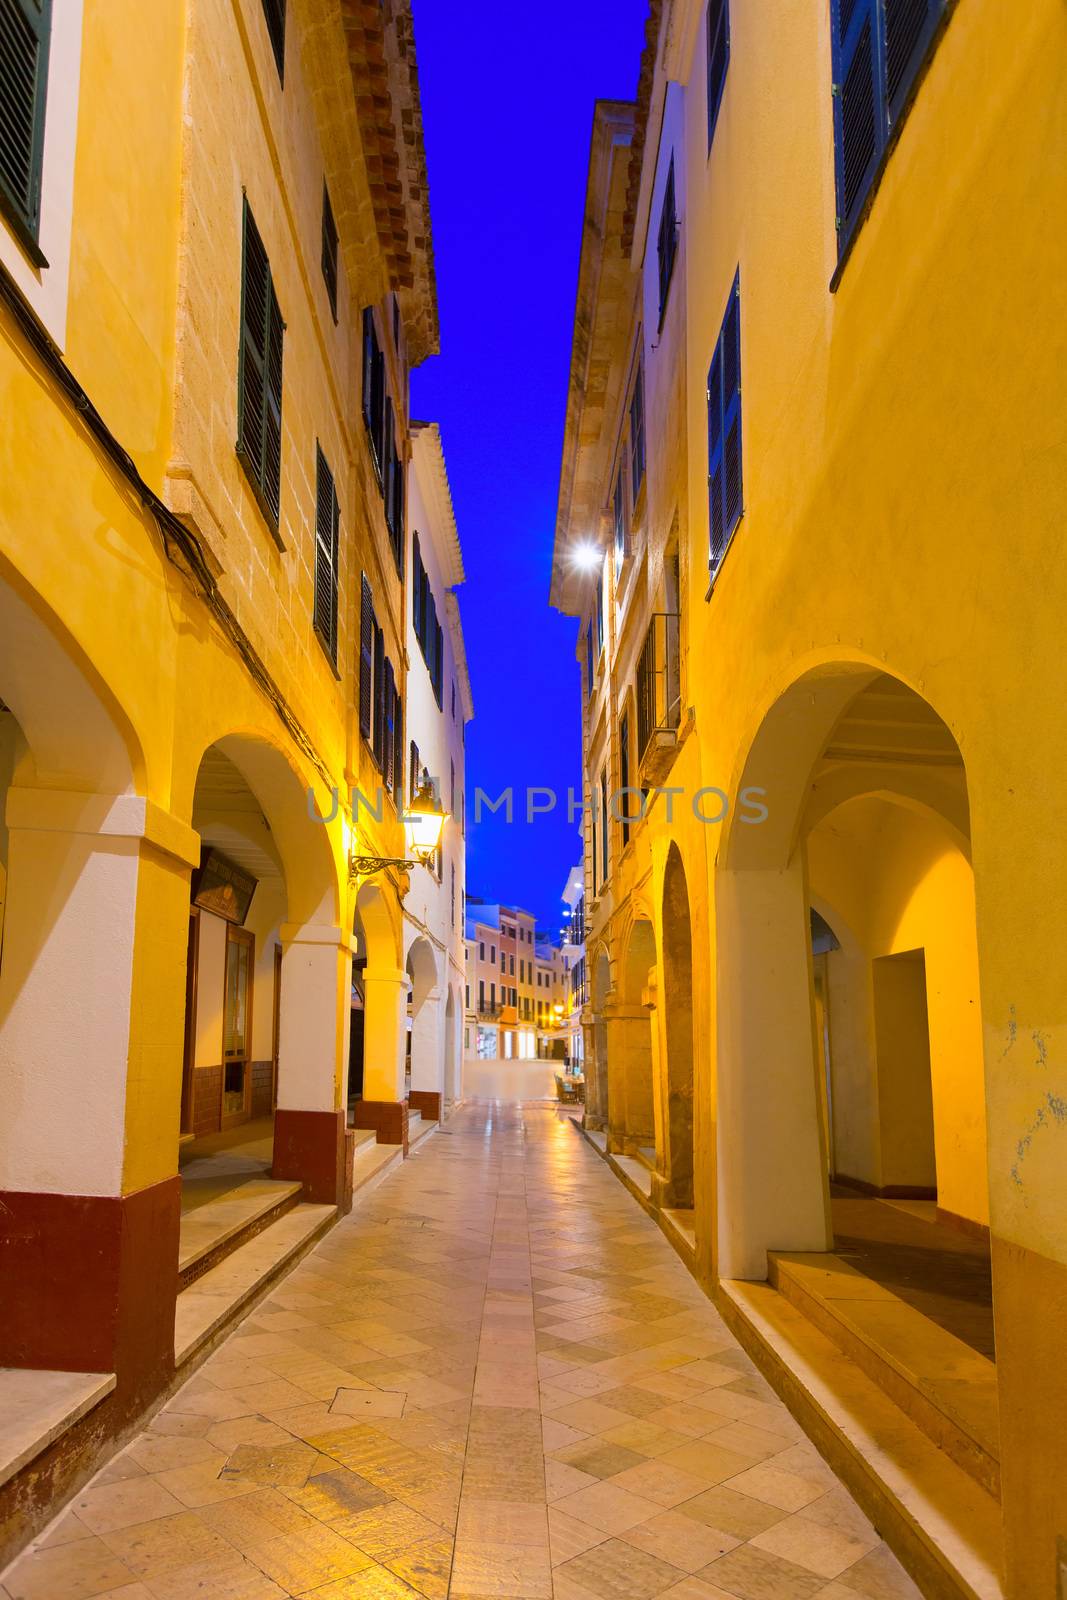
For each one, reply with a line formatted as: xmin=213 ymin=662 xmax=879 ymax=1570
xmin=3 ymin=1106 xmax=917 ymax=1600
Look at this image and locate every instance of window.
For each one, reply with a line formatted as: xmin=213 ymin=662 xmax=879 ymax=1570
xmin=491 ymin=947 xmax=496 ymax=965
xmin=619 ymin=712 xmax=632 ymax=847
xmin=313 ymin=446 xmax=339 ymax=663
xmin=707 ymin=270 xmax=742 ymax=577
xmin=478 ymin=941 xmax=484 ymax=959
xmin=831 ymin=0 xmax=947 ymax=258
xmin=450 ymin=759 xmax=456 ymax=815
xmin=600 ymin=770 xmax=609 ymax=886
xmin=237 ymin=200 xmax=284 ymax=538
xmin=613 ymin=471 xmax=627 ymax=574
xmin=451 ymin=862 xmax=456 ymax=926
xmin=451 ymin=679 xmax=456 ymax=719
xmin=412 ymin=534 xmax=444 ymax=705
xmin=409 ymin=740 xmax=420 ymax=802
xmin=321 ymin=183 xmax=338 ymax=321
xmin=490 ymin=983 xmax=496 ymax=1009
xmin=585 ymin=624 xmax=594 ymax=698
xmin=260 ymin=0 xmax=285 ymax=78
xmin=656 ymin=157 xmax=677 ymax=322
xmin=361 ymin=308 xmax=385 ymax=476
xmin=0 ymin=0 xmax=51 ymax=256
xmin=630 ymin=361 xmax=646 ymax=499
xmin=384 ymin=399 xmax=404 ymax=574
xmin=595 ymin=566 xmax=605 ymax=658
xmin=707 ymin=0 xmax=730 ymax=150
xmin=359 ymin=573 xmax=401 ymax=784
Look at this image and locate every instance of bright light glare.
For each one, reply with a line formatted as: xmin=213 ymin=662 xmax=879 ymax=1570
xmin=570 ymin=542 xmax=602 ymax=571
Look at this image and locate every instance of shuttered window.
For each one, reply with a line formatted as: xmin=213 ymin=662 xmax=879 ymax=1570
xmin=831 ymin=0 xmax=946 ymax=256
xmin=619 ymin=713 xmax=632 ymax=847
xmin=586 ymin=623 xmax=594 ymax=698
xmin=613 ymin=471 xmax=627 ymax=574
xmin=412 ymin=534 xmax=443 ymax=708
xmin=391 ymin=680 xmax=403 ymax=802
xmin=384 ymin=402 xmax=404 ymax=575
xmin=656 ymin=157 xmax=677 ymax=323
xmin=361 ymin=308 xmax=385 ymax=475
xmin=707 ymin=0 xmax=729 ymax=150
xmin=321 ymin=182 xmax=338 ymax=321
xmin=409 ymin=740 xmax=420 ymax=803
xmin=313 ymin=446 xmax=339 ymax=663
xmin=260 ymin=0 xmax=285 ymax=80
xmin=237 ymin=200 xmax=284 ymax=538
xmin=629 ymin=361 xmax=645 ymax=499
xmin=707 ymin=270 xmax=742 ymax=578
xmin=359 ymin=574 xmax=375 ymax=739
xmin=383 ymin=661 xmax=396 ymax=792
xmin=0 ymin=0 xmax=51 ymax=256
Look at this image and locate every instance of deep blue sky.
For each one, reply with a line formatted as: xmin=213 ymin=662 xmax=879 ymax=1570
xmin=411 ymin=0 xmax=649 ymax=936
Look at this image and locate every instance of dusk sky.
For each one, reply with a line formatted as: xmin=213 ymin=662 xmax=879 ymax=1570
xmin=411 ymin=2 xmax=649 ymax=935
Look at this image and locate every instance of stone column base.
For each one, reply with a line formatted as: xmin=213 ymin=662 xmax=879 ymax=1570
xmin=273 ymin=1108 xmax=354 ymax=1213
xmin=408 ymin=1090 xmax=441 ymax=1121
xmin=0 ymin=1174 xmax=181 ymax=1406
xmin=354 ymin=1099 xmax=409 ymax=1152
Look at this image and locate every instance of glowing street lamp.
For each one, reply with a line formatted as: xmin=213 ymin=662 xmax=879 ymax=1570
xmin=348 ymin=779 xmax=448 ymax=878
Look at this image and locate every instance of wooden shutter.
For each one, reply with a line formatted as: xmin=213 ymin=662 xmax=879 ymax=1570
xmin=361 ymin=309 xmax=376 ymax=434
xmin=373 ymin=625 xmax=386 ymax=768
xmin=260 ymin=0 xmax=285 ymax=78
xmin=707 ymin=344 xmax=725 ymax=564
xmin=833 ymin=0 xmax=880 ymax=241
xmin=383 ymin=399 xmax=396 ymax=534
xmin=613 ymin=474 xmax=625 ymax=571
xmin=657 ymin=158 xmax=676 ymax=316
xmin=722 ymin=277 xmax=743 ymax=537
xmin=359 ymin=574 xmax=374 ymax=739
xmin=391 ymin=682 xmax=403 ymax=800
xmin=313 ymin=446 xmax=338 ymax=660
xmin=0 ymin=0 xmax=52 ymax=248
xmin=383 ymin=661 xmax=395 ymax=792
xmin=413 ymin=534 xmax=424 ymax=643
xmin=885 ymin=0 xmax=941 ymax=124
xmin=391 ymin=440 xmax=405 ymax=571
xmin=707 ymin=0 xmax=730 ymax=148
xmin=409 ymin=740 xmax=420 ymax=803
xmin=321 ymin=183 xmax=338 ymax=321
xmin=238 ymin=200 xmax=283 ymax=533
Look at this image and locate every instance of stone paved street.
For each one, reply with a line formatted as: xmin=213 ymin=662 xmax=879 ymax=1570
xmin=1 ymin=1106 xmax=920 ymax=1600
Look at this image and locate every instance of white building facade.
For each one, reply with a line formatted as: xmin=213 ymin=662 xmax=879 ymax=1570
xmin=401 ymin=423 xmax=472 ymax=1123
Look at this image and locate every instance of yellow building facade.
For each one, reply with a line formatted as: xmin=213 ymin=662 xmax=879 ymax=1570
xmin=0 ymin=0 xmax=445 ymax=1557
xmin=552 ymin=3 xmax=1067 ymax=1595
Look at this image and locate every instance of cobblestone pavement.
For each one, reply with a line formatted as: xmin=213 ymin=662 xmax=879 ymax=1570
xmin=2 ymin=1103 xmax=921 ymax=1599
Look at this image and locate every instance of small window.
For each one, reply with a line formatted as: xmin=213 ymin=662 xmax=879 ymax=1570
xmin=260 ymin=0 xmax=286 ymax=81
xmin=595 ymin=566 xmax=605 ymax=658
xmin=629 ymin=361 xmax=646 ymax=499
xmin=237 ymin=200 xmax=284 ymax=538
xmin=313 ymin=445 xmax=339 ymax=663
xmin=321 ymin=183 xmax=338 ymax=321
xmin=613 ymin=472 xmax=628 ymax=574
xmin=707 ymin=270 xmax=742 ymax=577
xmin=361 ymin=307 xmax=385 ymax=475
xmin=619 ymin=712 xmax=632 ymax=847
xmin=831 ymin=0 xmax=947 ymax=259
xmin=0 ymin=0 xmax=52 ymax=256
xmin=707 ymin=0 xmax=730 ymax=151
xmin=656 ymin=157 xmax=678 ymax=322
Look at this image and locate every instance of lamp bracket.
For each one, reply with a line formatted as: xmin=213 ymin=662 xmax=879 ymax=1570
xmin=349 ymin=854 xmax=419 ymax=880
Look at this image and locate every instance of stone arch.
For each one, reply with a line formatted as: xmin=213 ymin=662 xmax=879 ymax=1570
xmin=661 ymin=844 xmax=695 ymax=1210
xmin=406 ymin=935 xmax=442 ymax=1103
xmin=716 ymin=663 xmax=982 ymax=1279
xmin=618 ymin=917 xmax=656 ymax=1154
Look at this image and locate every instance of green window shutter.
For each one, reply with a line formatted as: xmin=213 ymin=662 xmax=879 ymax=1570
xmin=0 ymin=0 xmax=53 ymax=257
xmin=321 ymin=182 xmax=338 ymax=321
xmin=313 ymin=445 xmax=338 ymax=662
xmin=237 ymin=200 xmax=284 ymax=536
xmin=260 ymin=0 xmax=285 ymax=80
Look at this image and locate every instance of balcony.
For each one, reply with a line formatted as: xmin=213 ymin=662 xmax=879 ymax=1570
xmin=636 ymin=611 xmax=681 ymax=783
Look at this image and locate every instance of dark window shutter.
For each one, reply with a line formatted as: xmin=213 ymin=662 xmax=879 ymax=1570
xmin=313 ymin=446 xmax=338 ymax=661
xmin=837 ymin=4 xmax=879 ymax=234
xmin=630 ymin=364 xmax=645 ymax=497
xmin=409 ymin=740 xmax=420 ymax=803
xmin=657 ymin=158 xmax=677 ymax=318
xmin=707 ymin=343 xmax=725 ymax=563
xmin=383 ymin=399 xmax=396 ymax=530
xmin=722 ymin=278 xmax=743 ymax=537
xmin=0 ymin=0 xmax=52 ymax=249
xmin=359 ymin=574 xmax=374 ymax=739
xmin=391 ymin=439 xmax=405 ymax=571
xmin=885 ymin=0 xmax=940 ymax=121
xmin=433 ymin=619 xmax=444 ymax=706
xmin=613 ymin=473 xmax=626 ymax=570
xmin=413 ymin=534 xmax=424 ymax=641
xmin=361 ymin=309 xmax=376 ymax=434
xmin=321 ymin=183 xmax=338 ymax=321
xmin=237 ymin=200 xmax=283 ymax=534
xmin=383 ymin=661 xmax=395 ymax=792
xmin=373 ymin=624 xmax=386 ymax=769
xmin=707 ymin=0 xmax=730 ymax=150
xmin=260 ymin=0 xmax=285 ymax=79
xmin=619 ymin=713 xmax=631 ymax=846
xmin=391 ymin=683 xmax=403 ymax=800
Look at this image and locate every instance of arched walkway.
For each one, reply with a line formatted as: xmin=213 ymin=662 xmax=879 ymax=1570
xmin=588 ymin=948 xmax=611 ymax=1133
xmin=618 ymin=918 xmax=656 ymax=1158
xmin=352 ymin=880 xmax=407 ymax=1142
xmin=661 ymin=845 xmax=695 ymax=1210
xmin=406 ymin=935 xmax=442 ymax=1116
xmin=716 ymin=667 xmax=992 ymax=1351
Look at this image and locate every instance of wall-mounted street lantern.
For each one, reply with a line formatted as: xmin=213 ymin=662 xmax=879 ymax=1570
xmin=348 ymin=780 xmax=447 ymax=879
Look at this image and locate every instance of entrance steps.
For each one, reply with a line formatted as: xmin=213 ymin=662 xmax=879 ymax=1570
xmin=174 ymin=1202 xmax=336 ymax=1366
xmin=178 ymin=1177 xmax=303 ymax=1289
xmin=407 ymin=1110 xmax=438 ymax=1152
xmin=719 ymin=1278 xmax=1004 ymax=1600
xmin=769 ymin=1251 xmax=1000 ymax=1499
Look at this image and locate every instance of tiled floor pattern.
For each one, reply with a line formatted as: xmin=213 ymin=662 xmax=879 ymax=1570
xmin=1 ymin=1105 xmax=922 ymax=1599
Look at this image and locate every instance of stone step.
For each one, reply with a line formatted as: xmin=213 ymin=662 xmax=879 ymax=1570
xmin=408 ymin=1113 xmax=438 ymax=1152
xmin=770 ymin=1250 xmax=1000 ymax=1500
xmin=407 ymin=1110 xmax=423 ymax=1139
xmin=353 ymin=1134 xmax=403 ymax=1189
xmin=178 ymin=1177 xmax=303 ymax=1288
xmin=720 ymin=1278 xmax=1004 ymax=1600
xmin=174 ymin=1202 xmax=336 ymax=1367
xmin=0 ymin=1370 xmax=114 ymax=1495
